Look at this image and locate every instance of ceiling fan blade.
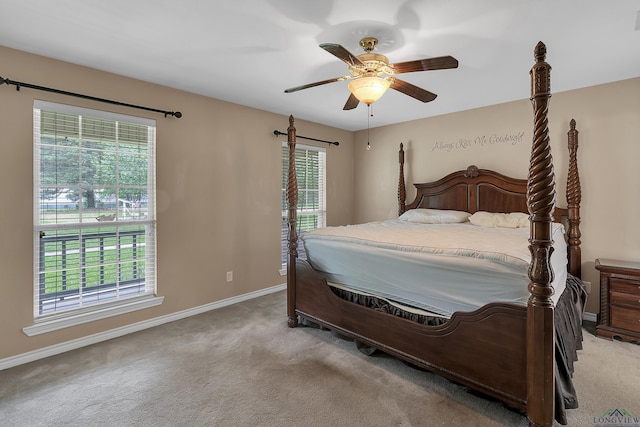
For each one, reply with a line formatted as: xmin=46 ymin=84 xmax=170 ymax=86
xmin=319 ymin=43 xmax=364 ymax=66
xmin=390 ymin=78 xmax=438 ymax=103
xmin=343 ymin=93 xmax=359 ymax=110
xmin=284 ymin=76 xmax=347 ymax=93
xmin=391 ymin=56 xmax=458 ymax=74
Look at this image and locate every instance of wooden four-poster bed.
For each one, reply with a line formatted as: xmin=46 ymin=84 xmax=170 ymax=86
xmin=284 ymin=42 xmax=586 ymax=427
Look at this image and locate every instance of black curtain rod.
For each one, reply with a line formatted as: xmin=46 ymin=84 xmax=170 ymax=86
xmin=273 ymin=130 xmax=339 ymax=146
xmin=1 ymin=76 xmax=182 ymax=118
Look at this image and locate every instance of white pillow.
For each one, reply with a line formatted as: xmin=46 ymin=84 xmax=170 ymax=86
xmin=469 ymin=211 xmax=529 ymax=228
xmin=399 ymin=208 xmax=470 ymax=224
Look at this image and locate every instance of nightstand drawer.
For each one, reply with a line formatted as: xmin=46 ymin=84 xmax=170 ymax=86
xmin=611 ymin=306 xmax=640 ymax=333
xmin=610 ymin=292 xmax=640 ymax=310
xmin=610 ymin=278 xmax=640 ymax=296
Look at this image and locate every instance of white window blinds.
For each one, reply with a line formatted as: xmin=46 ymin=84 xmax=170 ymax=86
xmin=33 ymin=100 xmax=157 ymax=318
xmin=281 ymin=143 xmax=326 ymax=265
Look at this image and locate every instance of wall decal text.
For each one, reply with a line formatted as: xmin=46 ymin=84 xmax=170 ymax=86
xmin=431 ymin=131 xmax=526 ymax=153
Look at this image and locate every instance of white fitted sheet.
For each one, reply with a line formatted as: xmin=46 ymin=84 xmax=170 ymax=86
xmin=302 ymin=220 xmax=567 ymax=317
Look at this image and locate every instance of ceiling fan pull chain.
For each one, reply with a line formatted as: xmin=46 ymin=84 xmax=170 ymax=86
xmin=367 ymin=104 xmax=371 ymax=150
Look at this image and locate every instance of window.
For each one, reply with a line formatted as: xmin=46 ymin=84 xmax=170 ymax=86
xmin=281 ymin=143 xmax=326 ymax=265
xmin=30 ymin=100 xmax=159 ymax=333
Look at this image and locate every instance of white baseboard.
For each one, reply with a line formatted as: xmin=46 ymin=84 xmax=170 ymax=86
xmin=0 ymin=283 xmax=286 ymax=371
xmin=583 ymin=311 xmax=597 ymax=323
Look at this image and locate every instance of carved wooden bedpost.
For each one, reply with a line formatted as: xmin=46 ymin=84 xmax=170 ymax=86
xmin=398 ymin=143 xmax=406 ymax=215
xmin=566 ymin=119 xmax=582 ymax=278
xmin=286 ymin=115 xmax=299 ymax=328
xmin=527 ymin=41 xmax=556 ymax=427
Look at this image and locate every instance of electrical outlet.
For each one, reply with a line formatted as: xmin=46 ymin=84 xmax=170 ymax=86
xmin=226 ymin=271 xmax=233 ymax=283
xmin=583 ymin=280 xmax=591 ymax=294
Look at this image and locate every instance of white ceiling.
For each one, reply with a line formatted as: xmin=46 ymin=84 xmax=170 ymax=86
xmin=1 ymin=0 xmax=639 ymax=131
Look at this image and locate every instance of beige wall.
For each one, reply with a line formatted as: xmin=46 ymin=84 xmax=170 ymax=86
xmin=0 ymin=46 xmax=354 ymax=360
xmin=353 ymin=77 xmax=640 ymax=314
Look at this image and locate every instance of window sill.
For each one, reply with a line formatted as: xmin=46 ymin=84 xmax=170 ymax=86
xmin=23 ymin=295 xmax=164 ymax=337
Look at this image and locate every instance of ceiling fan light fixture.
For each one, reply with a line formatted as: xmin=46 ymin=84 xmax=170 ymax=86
xmin=348 ymin=76 xmax=391 ymax=105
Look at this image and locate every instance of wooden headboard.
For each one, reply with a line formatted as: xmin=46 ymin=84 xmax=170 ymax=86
xmin=400 ymin=163 xmax=569 ymax=222
xmin=397 ymin=119 xmax=582 ymax=278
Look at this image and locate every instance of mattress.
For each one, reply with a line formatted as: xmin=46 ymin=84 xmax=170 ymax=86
xmin=301 ymin=219 xmax=567 ymax=317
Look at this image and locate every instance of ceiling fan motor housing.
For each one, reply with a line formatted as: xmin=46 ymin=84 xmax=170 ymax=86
xmin=349 ymin=53 xmax=394 ymax=78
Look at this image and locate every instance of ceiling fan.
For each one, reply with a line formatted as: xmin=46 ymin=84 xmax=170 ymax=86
xmin=284 ymin=37 xmax=458 ymax=110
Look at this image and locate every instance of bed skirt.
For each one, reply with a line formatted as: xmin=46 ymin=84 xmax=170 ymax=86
xmin=328 ymin=274 xmax=587 ymax=425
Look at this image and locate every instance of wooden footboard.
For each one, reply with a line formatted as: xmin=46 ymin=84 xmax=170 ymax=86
xmin=295 ymin=258 xmax=529 ymax=411
xmin=285 ymin=42 xmax=580 ymax=427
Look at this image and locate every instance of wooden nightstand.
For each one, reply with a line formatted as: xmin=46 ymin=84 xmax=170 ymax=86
xmin=595 ymin=258 xmax=640 ymax=343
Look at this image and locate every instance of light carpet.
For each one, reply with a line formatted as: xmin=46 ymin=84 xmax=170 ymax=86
xmin=1 ymin=291 xmax=639 ymax=427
